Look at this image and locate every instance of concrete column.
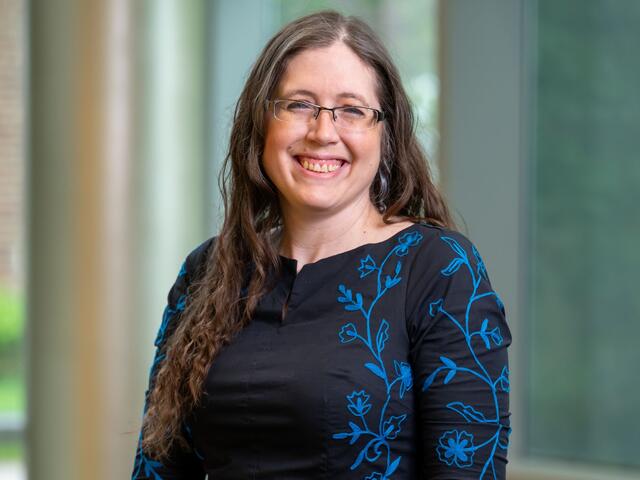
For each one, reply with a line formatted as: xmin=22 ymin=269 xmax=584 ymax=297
xmin=27 ymin=1 xmax=206 ymax=478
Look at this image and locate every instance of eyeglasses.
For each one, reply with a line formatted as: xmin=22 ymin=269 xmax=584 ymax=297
xmin=265 ymin=99 xmax=385 ymax=132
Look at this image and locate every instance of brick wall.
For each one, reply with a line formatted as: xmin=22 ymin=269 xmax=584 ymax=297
xmin=0 ymin=0 xmax=25 ymax=290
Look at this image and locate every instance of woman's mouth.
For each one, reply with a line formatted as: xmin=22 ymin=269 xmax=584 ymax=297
xmin=295 ymin=156 xmax=346 ymax=174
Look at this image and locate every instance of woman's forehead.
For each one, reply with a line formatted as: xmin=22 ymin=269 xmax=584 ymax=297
xmin=276 ymin=43 xmax=379 ymax=106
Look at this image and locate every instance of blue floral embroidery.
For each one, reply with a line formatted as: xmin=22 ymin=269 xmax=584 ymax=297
xmin=437 ymin=430 xmax=475 ymax=468
xmin=423 ymin=235 xmax=510 ymax=478
xmin=332 ymin=230 xmax=423 ymax=480
xmin=132 ymin=262 xmax=189 ymax=479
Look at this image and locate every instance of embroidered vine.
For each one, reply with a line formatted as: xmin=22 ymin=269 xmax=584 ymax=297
xmin=332 ymin=230 xmax=423 ymax=480
xmin=424 ymin=236 xmax=509 ymax=478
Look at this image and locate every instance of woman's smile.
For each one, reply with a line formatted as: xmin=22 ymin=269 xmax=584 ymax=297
xmin=294 ymin=154 xmax=348 ymax=176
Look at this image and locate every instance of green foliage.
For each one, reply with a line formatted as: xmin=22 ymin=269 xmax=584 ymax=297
xmin=0 ymin=440 xmax=23 ymax=461
xmin=0 ymin=287 xmax=24 ymax=348
xmin=0 ymin=375 xmax=24 ymax=413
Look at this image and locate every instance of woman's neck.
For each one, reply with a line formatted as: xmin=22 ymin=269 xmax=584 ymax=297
xmin=277 ymin=201 xmax=384 ymax=268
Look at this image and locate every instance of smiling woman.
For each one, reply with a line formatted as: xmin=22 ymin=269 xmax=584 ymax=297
xmin=262 ymin=41 xmax=384 ymax=226
xmin=132 ymin=10 xmax=511 ymax=480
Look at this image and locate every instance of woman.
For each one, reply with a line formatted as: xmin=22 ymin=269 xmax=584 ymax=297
xmin=132 ymin=10 xmax=510 ymax=480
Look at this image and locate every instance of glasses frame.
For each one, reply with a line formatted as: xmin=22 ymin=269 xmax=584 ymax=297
xmin=265 ymin=98 xmax=386 ymax=131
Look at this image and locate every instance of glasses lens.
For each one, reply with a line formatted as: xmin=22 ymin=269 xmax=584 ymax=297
xmin=274 ymin=100 xmax=315 ymax=122
xmin=335 ymin=106 xmax=376 ymax=131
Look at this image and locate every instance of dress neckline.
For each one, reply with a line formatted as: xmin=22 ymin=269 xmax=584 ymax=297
xmin=278 ymin=222 xmax=425 ymax=275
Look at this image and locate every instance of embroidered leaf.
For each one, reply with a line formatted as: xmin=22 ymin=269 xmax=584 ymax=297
xmin=339 ymin=323 xmax=358 ymax=343
xmin=355 ymin=292 xmax=363 ymax=307
xmin=428 ymin=299 xmax=443 ymax=317
xmin=333 ymin=432 xmax=350 ymax=439
xmin=422 ymin=370 xmax=438 ymax=391
xmin=490 ymin=327 xmax=503 ymax=346
xmin=350 ymin=444 xmax=368 ymax=470
xmin=481 ymin=333 xmax=491 ymax=350
xmin=395 ymin=260 xmax=402 ymax=275
xmin=385 ymin=275 xmax=401 ymax=289
xmin=472 ymin=243 xmax=488 ymax=280
xmin=376 ymin=320 xmax=390 ymax=353
xmin=337 ymin=284 xmax=350 ymax=303
xmin=447 ymin=401 xmax=489 ymax=423
xmin=441 ymin=356 xmax=458 ymax=384
xmin=444 ymin=369 xmax=457 ymax=384
xmin=348 ymin=421 xmax=362 ymax=444
xmin=440 ymin=356 xmax=457 ymax=370
xmin=441 ymin=257 xmax=464 ymax=276
xmin=385 ymin=456 xmax=402 ymax=476
xmin=382 ymin=414 xmax=406 ymax=440
xmin=481 ymin=318 xmax=488 ymax=333
xmin=345 ymin=304 xmax=361 ymax=312
xmin=365 ymin=362 xmax=386 ymax=380
xmin=441 ymin=236 xmax=468 ymax=259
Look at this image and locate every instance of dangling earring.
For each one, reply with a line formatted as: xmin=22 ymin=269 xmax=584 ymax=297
xmin=373 ymin=155 xmax=392 ymax=213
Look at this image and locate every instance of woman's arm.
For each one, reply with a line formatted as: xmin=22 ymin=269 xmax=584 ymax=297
xmin=131 ymin=255 xmax=207 ymax=480
xmin=407 ymin=230 xmax=511 ymax=479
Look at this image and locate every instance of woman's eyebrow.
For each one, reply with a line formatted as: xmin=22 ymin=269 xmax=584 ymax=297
xmin=281 ymin=89 xmax=315 ymax=99
xmin=281 ymin=89 xmax=370 ymax=106
xmin=336 ymin=92 xmax=369 ymax=106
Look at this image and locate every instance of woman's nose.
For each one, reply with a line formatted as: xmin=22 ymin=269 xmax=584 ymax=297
xmin=306 ymin=109 xmax=340 ymax=144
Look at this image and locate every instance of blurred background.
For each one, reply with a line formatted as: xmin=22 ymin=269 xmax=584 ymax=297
xmin=1 ymin=0 xmax=638 ymax=479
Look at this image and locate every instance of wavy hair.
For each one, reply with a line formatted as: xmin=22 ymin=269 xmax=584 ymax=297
xmin=141 ymin=10 xmax=455 ymax=460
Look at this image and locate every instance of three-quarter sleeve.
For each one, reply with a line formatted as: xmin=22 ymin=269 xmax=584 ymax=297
xmin=131 ymin=254 xmax=207 ymax=480
xmin=406 ymin=230 xmax=511 ymax=479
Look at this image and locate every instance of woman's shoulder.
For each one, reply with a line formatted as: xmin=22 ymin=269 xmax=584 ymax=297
xmin=183 ymin=235 xmax=218 ymax=280
xmin=402 ymin=221 xmax=488 ymax=285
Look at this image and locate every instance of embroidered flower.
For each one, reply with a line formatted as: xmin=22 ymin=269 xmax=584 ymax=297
xmin=436 ymin=430 xmax=475 ymax=468
xmin=359 ymin=254 xmax=377 ymax=278
xmin=382 ymin=414 xmax=407 ymax=440
xmin=395 ymin=231 xmax=423 ymax=256
xmin=394 ymin=360 xmax=413 ymax=399
xmin=347 ymin=390 xmax=372 ymax=416
xmin=339 ymin=323 xmax=359 ymax=343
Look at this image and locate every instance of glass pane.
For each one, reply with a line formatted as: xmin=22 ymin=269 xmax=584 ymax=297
xmin=276 ymin=0 xmax=440 ymax=178
xmin=529 ymin=0 xmax=640 ymax=468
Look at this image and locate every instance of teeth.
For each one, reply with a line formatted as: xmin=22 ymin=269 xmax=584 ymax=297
xmin=299 ymin=158 xmax=341 ymax=173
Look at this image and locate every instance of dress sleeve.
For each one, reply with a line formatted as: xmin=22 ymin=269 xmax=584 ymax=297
xmin=131 ymin=254 xmax=207 ymax=480
xmin=406 ymin=230 xmax=511 ymax=479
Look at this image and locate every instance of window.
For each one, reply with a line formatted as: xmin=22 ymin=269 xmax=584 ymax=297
xmin=528 ymin=0 xmax=640 ymax=470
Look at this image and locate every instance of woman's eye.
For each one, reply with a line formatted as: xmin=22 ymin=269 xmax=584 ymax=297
xmin=286 ymin=101 xmax=313 ymax=111
xmin=341 ymin=106 xmax=366 ymax=117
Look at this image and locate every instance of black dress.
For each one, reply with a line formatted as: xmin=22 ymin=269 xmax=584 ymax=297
xmin=132 ymin=222 xmax=511 ymax=479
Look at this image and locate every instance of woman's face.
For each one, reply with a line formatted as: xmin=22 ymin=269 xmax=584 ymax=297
xmin=262 ymin=41 xmax=383 ymax=217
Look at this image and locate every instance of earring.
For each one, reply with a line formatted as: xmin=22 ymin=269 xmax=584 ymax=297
xmin=373 ymin=155 xmax=391 ymax=212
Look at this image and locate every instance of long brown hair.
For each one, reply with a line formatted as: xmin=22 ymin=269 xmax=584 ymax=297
xmin=141 ymin=10 xmax=455 ymax=460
